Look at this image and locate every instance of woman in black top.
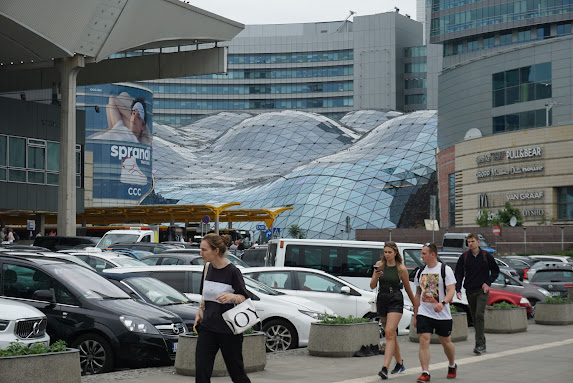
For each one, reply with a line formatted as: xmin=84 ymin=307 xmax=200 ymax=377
xmin=369 ymin=241 xmax=416 ymax=380
xmin=194 ymin=234 xmax=251 ymax=383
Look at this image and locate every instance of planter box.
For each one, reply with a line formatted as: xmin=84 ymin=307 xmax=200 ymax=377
xmin=0 ymin=348 xmax=80 ymax=383
xmin=535 ymin=302 xmax=573 ymax=325
xmin=307 ymin=322 xmax=379 ymax=357
xmin=568 ymin=287 xmax=573 ymax=301
xmin=174 ymin=332 xmax=266 ymax=377
xmin=408 ymin=313 xmax=468 ymax=343
xmin=484 ymin=307 xmax=527 ymax=333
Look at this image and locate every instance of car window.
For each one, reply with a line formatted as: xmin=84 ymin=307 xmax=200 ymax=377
xmin=113 ymin=258 xmax=144 ymax=267
xmin=141 ymin=257 xmax=160 ymax=265
xmin=148 ymin=271 xmax=186 ymax=292
xmin=297 ymin=271 xmax=344 ymax=293
xmin=140 ymin=235 xmax=152 ymax=243
xmin=494 ymin=273 xmax=520 ymax=286
xmin=88 ymin=257 xmax=113 ymax=272
xmin=160 ymin=257 xmax=183 ymax=266
xmin=250 ymin=271 xmax=291 ymax=289
xmin=2 ymin=264 xmax=34 ymax=299
xmin=531 ymin=270 xmax=573 ymax=282
xmin=125 ymin=276 xmax=190 ymax=305
xmin=403 ymin=248 xmax=423 ymax=269
xmin=243 ymin=249 xmax=266 ymax=267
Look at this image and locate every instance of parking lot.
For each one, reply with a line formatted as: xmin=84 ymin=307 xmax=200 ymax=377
xmin=83 ymin=322 xmax=573 ymax=383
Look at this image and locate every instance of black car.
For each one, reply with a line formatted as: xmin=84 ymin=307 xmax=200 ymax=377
xmin=529 ymin=263 xmax=573 ymax=299
xmin=102 ymin=272 xmax=199 ymax=329
xmin=241 ymin=247 xmax=267 ymax=267
xmin=0 ymin=254 xmax=186 ymax=374
xmin=33 ymin=236 xmax=98 ymax=251
xmin=106 ymin=242 xmax=180 ymax=254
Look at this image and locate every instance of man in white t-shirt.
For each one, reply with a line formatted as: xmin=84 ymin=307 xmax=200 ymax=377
xmin=413 ymin=243 xmax=458 ymax=382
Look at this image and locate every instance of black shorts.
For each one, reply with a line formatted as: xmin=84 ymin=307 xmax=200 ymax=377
xmin=416 ymin=315 xmax=453 ymax=337
xmin=376 ymin=290 xmax=404 ymax=317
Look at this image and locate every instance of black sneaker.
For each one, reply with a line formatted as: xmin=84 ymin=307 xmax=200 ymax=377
xmin=369 ymin=344 xmax=380 ymax=355
xmin=473 ymin=344 xmax=486 ymax=355
xmin=354 ymin=345 xmax=371 ymax=357
xmin=391 ymin=361 xmax=405 ymax=374
xmin=378 ymin=366 xmax=388 ymax=380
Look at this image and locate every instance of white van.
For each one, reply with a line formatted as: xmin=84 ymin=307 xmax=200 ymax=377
xmin=265 ymin=239 xmax=424 ymax=291
xmin=442 ymin=233 xmax=495 ymax=254
xmin=96 ymin=229 xmax=157 ymax=250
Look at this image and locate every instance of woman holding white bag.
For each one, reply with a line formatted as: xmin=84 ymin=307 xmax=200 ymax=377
xmin=194 ymin=233 xmax=251 ymax=383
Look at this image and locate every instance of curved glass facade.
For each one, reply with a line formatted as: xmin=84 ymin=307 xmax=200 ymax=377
xmin=152 ymin=110 xmax=437 ymax=239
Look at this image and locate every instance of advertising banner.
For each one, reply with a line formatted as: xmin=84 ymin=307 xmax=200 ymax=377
xmin=80 ymin=84 xmax=153 ymax=202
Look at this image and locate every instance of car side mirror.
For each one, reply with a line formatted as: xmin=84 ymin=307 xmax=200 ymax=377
xmin=340 ymin=286 xmax=351 ymax=294
xmin=32 ymin=289 xmax=56 ymax=305
xmin=504 ymin=278 xmax=511 ymax=285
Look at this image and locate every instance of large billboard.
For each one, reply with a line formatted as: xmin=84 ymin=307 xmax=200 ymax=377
xmin=79 ymin=84 xmax=153 ymax=204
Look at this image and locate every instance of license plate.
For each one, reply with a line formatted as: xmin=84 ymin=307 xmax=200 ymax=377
xmin=172 ymin=342 xmax=178 ymax=352
xmin=550 ymin=291 xmax=560 ymax=296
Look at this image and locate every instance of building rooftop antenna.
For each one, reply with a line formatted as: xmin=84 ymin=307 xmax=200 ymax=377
xmin=335 ymin=10 xmax=356 ymax=32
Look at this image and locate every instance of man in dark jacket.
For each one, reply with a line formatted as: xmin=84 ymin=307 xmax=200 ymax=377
xmin=454 ymin=233 xmax=499 ymax=355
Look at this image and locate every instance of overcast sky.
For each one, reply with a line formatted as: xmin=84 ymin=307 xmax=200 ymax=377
xmin=189 ymin=0 xmax=418 ymax=25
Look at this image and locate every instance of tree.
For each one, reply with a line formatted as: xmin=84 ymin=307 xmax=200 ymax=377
xmin=287 ymin=224 xmax=306 ymax=239
xmin=475 ymin=209 xmax=501 ymax=227
xmin=498 ymin=201 xmax=523 ymax=226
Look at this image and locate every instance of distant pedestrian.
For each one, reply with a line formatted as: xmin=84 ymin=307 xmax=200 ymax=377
xmin=454 ymin=233 xmax=499 ymax=355
xmin=414 ymin=243 xmax=457 ymax=382
xmin=370 ymin=241 xmax=416 ymax=379
xmin=49 ymin=230 xmax=56 ymax=236
xmin=237 ymin=238 xmax=245 ymax=250
xmin=0 ymin=228 xmax=5 ymax=242
xmin=7 ymin=228 xmax=15 ymax=243
xmin=229 ymin=241 xmax=238 ymax=251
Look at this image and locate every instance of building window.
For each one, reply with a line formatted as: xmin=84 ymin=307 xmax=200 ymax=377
xmin=405 ymin=94 xmax=427 ymax=105
xmin=448 ymin=173 xmax=455 ymax=227
xmin=492 ymin=63 xmax=552 ymax=108
xmin=537 ymin=24 xmax=551 ymax=39
xmin=500 ymin=32 xmax=513 ymax=45
xmin=557 ymin=187 xmax=573 ymax=220
xmin=483 ymin=34 xmax=495 ymax=48
xmin=557 ymin=22 xmax=572 ymax=36
xmin=492 ymin=109 xmax=548 ymax=133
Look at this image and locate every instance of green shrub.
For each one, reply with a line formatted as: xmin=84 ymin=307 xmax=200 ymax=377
xmin=488 ymin=301 xmax=518 ymax=309
xmin=0 ymin=340 xmax=67 ymax=358
xmin=450 ymin=305 xmax=459 ymax=314
xmin=544 ymin=296 xmax=570 ymax=304
xmin=318 ymin=315 xmax=371 ymax=324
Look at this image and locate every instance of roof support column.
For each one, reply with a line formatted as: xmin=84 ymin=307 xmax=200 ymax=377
xmin=214 ymin=215 xmax=219 ymax=235
xmin=57 ymin=55 xmax=84 ymax=236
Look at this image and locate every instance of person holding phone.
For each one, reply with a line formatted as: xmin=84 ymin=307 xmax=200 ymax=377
xmin=370 ymin=241 xmax=416 ymax=379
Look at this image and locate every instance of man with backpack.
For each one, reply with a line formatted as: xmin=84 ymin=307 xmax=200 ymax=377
xmin=414 ymin=243 xmax=457 ymax=382
xmin=454 ymin=233 xmax=499 ymax=355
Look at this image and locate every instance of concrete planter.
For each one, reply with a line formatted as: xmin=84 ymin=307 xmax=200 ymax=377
xmin=568 ymin=287 xmax=573 ymax=301
xmin=484 ymin=307 xmax=527 ymax=333
xmin=534 ymin=302 xmax=573 ymax=325
xmin=174 ymin=332 xmax=266 ymax=376
xmin=0 ymin=348 xmax=80 ymax=383
xmin=307 ymin=322 xmax=380 ymax=357
xmin=408 ymin=313 xmax=468 ymax=343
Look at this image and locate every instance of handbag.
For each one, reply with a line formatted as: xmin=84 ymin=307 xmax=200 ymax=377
xmin=222 ymin=298 xmax=260 ymax=335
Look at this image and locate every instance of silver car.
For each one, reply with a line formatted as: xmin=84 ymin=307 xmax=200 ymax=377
xmin=492 ymin=270 xmax=551 ymax=316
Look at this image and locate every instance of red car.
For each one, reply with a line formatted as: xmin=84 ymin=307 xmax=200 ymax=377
xmin=489 ymin=288 xmax=532 ymax=316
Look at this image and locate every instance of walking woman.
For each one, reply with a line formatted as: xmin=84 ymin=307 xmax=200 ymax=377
xmin=193 ymin=234 xmax=251 ymax=383
xmin=370 ymin=241 xmax=416 ymax=379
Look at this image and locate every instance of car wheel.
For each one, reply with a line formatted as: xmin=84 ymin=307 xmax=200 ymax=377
xmin=71 ymin=333 xmax=114 ymax=375
xmin=528 ymin=298 xmax=538 ymax=318
xmin=262 ymin=319 xmax=298 ymax=352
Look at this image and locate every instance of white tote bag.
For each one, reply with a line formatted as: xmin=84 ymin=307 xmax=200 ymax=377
xmin=222 ymin=298 xmax=260 ymax=335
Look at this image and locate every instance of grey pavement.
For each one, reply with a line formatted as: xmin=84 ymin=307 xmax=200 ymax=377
xmin=83 ymin=323 xmax=573 ymax=383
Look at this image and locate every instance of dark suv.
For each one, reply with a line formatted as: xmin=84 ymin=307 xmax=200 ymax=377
xmin=33 ymin=236 xmax=98 ymax=251
xmin=0 ymin=255 xmax=186 ymax=374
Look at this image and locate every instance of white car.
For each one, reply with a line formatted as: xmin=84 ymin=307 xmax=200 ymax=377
xmin=241 ymin=266 xmax=413 ymax=335
xmin=103 ymin=265 xmax=335 ymax=352
xmin=68 ymin=252 xmax=146 ymax=272
xmin=0 ymin=298 xmax=50 ymax=348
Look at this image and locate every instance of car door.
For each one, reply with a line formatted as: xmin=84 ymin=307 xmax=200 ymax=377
xmin=492 ymin=272 xmax=523 ymax=295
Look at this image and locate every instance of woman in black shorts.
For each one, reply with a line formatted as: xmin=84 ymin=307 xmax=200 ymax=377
xmin=370 ymin=241 xmax=416 ymax=379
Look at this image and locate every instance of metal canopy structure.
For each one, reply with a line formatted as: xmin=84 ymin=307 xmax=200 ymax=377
xmin=0 ymin=0 xmax=244 ymax=235
xmin=0 ymin=204 xmax=293 ymax=233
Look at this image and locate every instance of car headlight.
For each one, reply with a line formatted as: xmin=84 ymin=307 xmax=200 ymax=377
xmin=120 ymin=315 xmax=160 ymax=334
xmin=0 ymin=320 xmax=9 ymax=331
xmin=537 ymin=288 xmax=552 ymax=297
xmin=299 ymin=310 xmax=325 ymax=320
xmin=520 ymin=298 xmax=531 ymax=305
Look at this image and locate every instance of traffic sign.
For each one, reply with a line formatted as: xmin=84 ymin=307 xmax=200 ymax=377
xmin=265 ymin=229 xmax=272 ymax=238
xmin=493 ymin=226 xmax=501 ymax=236
xmin=27 ymin=220 xmax=35 ymax=231
xmin=272 ymin=228 xmax=280 ymax=236
xmin=256 ymin=224 xmax=266 ymax=230
xmin=202 ymin=215 xmax=210 ymax=224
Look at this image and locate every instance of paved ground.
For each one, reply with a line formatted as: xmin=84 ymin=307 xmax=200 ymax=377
xmin=83 ymin=323 xmax=573 ymax=383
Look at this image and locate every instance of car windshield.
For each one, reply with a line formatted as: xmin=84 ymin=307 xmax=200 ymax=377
xmin=47 ymin=264 xmax=130 ymax=299
xmin=228 ymin=253 xmax=249 ymax=267
xmin=530 ymin=270 xmax=573 ymax=282
xmin=97 ymin=234 xmax=140 ymax=249
xmin=124 ymin=277 xmax=190 ymax=305
xmin=112 ymin=258 xmax=146 ymax=267
xmin=244 ymin=276 xmax=282 ymax=296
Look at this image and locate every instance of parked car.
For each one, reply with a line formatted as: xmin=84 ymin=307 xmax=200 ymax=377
xmin=241 ymin=266 xmax=413 ymax=335
xmin=69 ymin=252 xmax=146 ymax=271
xmin=111 ymin=248 xmax=154 ymax=260
xmin=491 ymin=270 xmax=551 ymax=317
xmin=102 ymin=273 xmax=199 ymax=330
xmin=0 ymin=244 xmax=51 ymax=252
xmin=33 ymin=236 xmax=98 ymax=251
xmin=160 ymin=241 xmax=196 ymax=249
xmin=106 ymin=242 xmax=180 ymax=254
xmin=528 ymin=255 xmax=573 ymax=263
xmin=0 ymin=298 xmax=50 ymax=348
xmin=442 ymin=232 xmax=495 ymax=254
xmin=439 ymin=255 xmax=519 ymax=280
xmin=0 ymin=255 xmax=186 ymax=374
xmin=498 ymin=257 xmax=536 ymax=281
xmin=529 ymin=263 xmax=573 ymax=299
xmin=488 ymin=289 xmax=532 ymax=316
xmin=241 ymin=247 xmax=267 ymax=266
xmin=140 ymin=250 xmax=248 ymax=268
xmin=103 ymin=265 xmax=336 ymax=352
xmin=524 ymin=261 xmax=558 ymax=280
xmin=8 ymin=251 xmax=96 ymax=271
